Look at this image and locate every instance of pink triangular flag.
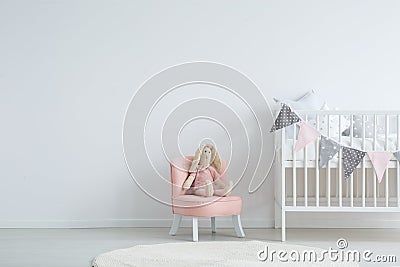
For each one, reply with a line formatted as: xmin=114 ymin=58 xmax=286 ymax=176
xmin=294 ymin=122 xmax=321 ymax=152
xmin=367 ymin=152 xmax=393 ymax=183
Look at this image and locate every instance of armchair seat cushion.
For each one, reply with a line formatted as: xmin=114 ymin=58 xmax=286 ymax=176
xmin=172 ymin=195 xmax=242 ymax=217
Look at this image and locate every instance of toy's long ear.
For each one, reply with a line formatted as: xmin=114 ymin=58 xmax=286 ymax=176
xmin=189 ymin=145 xmax=204 ymax=173
xmin=210 ymin=145 xmax=222 ymax=173
xmin=195 ymin=144 xmax=205 ymax=160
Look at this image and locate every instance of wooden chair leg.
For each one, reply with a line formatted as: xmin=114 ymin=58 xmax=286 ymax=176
xmin=211 ymin=217 xmax=216 ymax=233
xmin=232 ymin=215 xmax=245 ymax=238
xmin=192 ymin=217 xmax=198 ymax=242
xmin=169 ymin=214 xmax=182 ymax=236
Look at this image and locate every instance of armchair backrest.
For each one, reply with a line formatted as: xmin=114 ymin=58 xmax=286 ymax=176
xmin=170 ymin=156 xmax=227 ymax=198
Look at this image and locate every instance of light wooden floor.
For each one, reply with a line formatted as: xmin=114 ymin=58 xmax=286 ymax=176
xmin=0 ymin=228 xmax=399 ymax=267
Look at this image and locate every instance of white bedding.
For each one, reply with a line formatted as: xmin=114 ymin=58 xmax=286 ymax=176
xmin=284 ymin=135 xmax=399 ymax=161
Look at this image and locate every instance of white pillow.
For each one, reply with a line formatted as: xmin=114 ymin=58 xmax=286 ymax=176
xmin=273 ymin=90 xmax=326 ymax=110
xmin=273 ymin=90 xmax=327 ymax=138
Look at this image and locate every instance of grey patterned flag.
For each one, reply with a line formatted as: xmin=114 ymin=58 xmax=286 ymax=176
xmin=319 ymin=136 xmax=340 ymax=168
xmin=270 ymin=104 xmax=301 ymax=132
xmin=393 ymin=151 xmax=400 ymax=163
xmin=342 ymin=147 xmax=366 ymax=179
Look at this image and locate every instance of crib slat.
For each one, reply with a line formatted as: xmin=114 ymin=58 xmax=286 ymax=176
xmin=350 ymin=174 xmax=354 ymax=207
xmin=373 ymin=114 xmax=377 ymax=207
xmin=315 ymin=115 xmax=320 ymax=207
xmin=293 ymin=123 xmax=297 ymax=207
xmin=281 ymin=121 xmax=286 ymax=212
xmin=326 ymin=115 xmax=331 ymax=207
xmin=335 ymin=116 xmax=339 ymax=199
xmin=355 ymin=115 xmax=360 ymax=200
xmin=397 ymin=115 xmax=400 ymax=208
xmin=338 ymin=115 xmax=343 ymax=207
xmin=350 ymin=114 xmax=354 ymax=207
xmin=338 ymin=150 xmax=343 ymax=207
xmin=385 ymin=115 xmax=389 ymax=207
xmin=362 ymin=115 xmax=366 ymax=207
xmin=350 ymin=114 xmax=354 ymax=145
xmin=304 ymin=115 xmax=308 ymax=207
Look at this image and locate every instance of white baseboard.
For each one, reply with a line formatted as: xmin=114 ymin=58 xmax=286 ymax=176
xmin=1 ymin=216 xmax=400 ymax=229
xmin=0 ymin=218 xmax=274 ymax=229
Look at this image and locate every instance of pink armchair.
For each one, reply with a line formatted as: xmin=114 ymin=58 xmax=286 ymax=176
xmin=169 ymin=156 xmax=245 ymax=241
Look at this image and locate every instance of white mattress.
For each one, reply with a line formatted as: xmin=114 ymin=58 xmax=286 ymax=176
xmin=284 ymin=135 xmax=399 ymax=161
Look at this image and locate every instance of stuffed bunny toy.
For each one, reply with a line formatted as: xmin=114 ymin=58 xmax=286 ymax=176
xmin=182 ymin=144 xmax=233 ymax=197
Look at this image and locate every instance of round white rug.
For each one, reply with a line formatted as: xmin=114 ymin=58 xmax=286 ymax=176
xmin=92 ymin=240 xmax=359 ymax=267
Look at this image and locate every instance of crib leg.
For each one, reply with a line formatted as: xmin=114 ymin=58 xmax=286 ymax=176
xmin=281 ymin=209 xmax=286 ymax=242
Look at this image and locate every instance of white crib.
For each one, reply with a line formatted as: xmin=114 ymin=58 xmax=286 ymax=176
xmin=274 ymin=110 xmax=400 ymax=241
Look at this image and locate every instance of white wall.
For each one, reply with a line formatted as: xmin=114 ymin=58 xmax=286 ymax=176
xmin=1 ymin=0 xmax=400 ymax=228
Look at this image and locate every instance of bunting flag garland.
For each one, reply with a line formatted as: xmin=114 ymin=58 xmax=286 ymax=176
xmin=342 ymin=147 xmax=366 ymax=179
xmin=393 ymin=151 xmax=400 ymax=164
xmin=319 ymin=136 xmax=340 ymax=168
xmin=270 ymin=104 xmax=301 ymax=132
xmin=294 ymin=122 xmax=321 ymax=152
xmin=271 ymin=103 xmax=400 ymax=183
xmin=367 ymin=152 xmax=393 ymax=183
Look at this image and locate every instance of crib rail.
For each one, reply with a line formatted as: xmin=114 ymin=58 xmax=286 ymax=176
xmin=279 ymin=110 xmax=400 ymax=211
